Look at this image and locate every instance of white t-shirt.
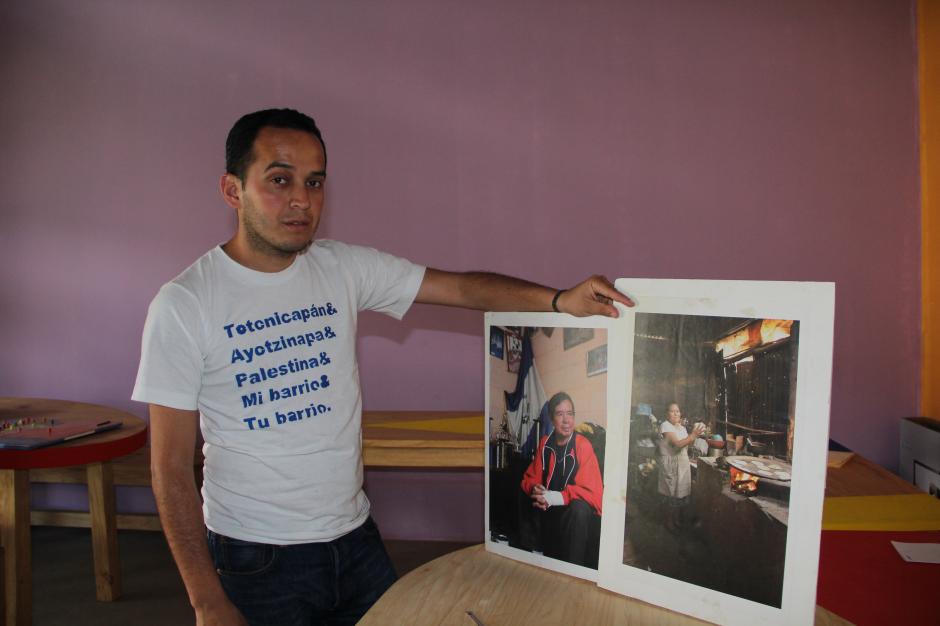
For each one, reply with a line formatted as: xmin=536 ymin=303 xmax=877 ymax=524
xmin=659 ymin=420 xmax=688 ymax=438
xmin=132 ymin=240 xmax=425 ymax=544
xmin=659 ymin=420 xmax=689 ymax=451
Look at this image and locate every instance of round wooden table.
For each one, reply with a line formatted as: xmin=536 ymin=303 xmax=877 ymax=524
xmin=0 ymin=398 xmax=147 ymax=626
xmin=359 ymin=545 xmax=853 ymax=625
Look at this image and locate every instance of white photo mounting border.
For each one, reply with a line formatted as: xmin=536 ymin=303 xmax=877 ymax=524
xmin=598 ymin=279 xmax=835 ymax=626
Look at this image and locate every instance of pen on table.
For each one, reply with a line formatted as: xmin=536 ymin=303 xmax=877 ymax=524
xmin=62 ymin=420 xmax=113 ymax=441
xmin=466 ymin=610 xmax=485 ymax=626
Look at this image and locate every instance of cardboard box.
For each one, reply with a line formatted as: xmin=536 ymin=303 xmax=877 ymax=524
xmin=899 ymin=417 xmax=940 ymax=496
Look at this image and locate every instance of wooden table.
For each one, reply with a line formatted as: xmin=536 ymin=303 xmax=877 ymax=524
xmin=362 ymin=411 xmax=484 ymax=468
xmin=363 ymin=450 xmax=923 ymax=625
xmin=0 ymin=398 xmax=147 ymax=626
xmin=361 ymin=544 xmax=851 ymax=626
xmin=824 ymin=452 xmax=921 ymax=497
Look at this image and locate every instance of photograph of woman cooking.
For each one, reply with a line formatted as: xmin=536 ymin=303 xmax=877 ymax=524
xmin=623 ymin=313 xmax=799 ymax=608
xmin=487 ymin=324 xmax=607 ymax=573
xmin=657 ymin=402 xmax=706 ymax=532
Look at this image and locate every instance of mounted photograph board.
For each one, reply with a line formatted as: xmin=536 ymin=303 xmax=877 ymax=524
xmin=598 ymin=279 xmax=835 ymax=626
xmin=485 ymin=312 xmax=621 ymax=582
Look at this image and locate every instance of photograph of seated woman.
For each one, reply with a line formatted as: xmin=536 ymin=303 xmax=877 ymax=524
xmin=519 ymin=392 xmax=603 ymax=568
xmin=658 ymin=402 xmax=705 ymax=532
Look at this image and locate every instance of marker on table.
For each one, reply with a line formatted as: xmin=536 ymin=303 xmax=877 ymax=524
xmin=62 ymin=420 xmax=114 ymax=441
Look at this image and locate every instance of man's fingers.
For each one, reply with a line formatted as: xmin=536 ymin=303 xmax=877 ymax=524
xmin=591 ymin=275 xmax=634 ymax=308
xmin=587 ymin=299 xmax=620 ymax=319
xmin=557 ymin=275 xmax=634 ymax=318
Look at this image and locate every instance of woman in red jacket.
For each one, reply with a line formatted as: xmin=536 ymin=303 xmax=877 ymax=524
xmin=520 ymin=391 xmax=603 ymax=567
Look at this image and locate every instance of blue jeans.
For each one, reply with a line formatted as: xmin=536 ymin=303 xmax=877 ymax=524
xmin=206 ymin=517 xmax=398 ymax=626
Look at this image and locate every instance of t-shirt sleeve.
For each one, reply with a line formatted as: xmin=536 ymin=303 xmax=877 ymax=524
xmin=131 ymin=283 xmax=205 ymax=411
xmin=660 ymin=421 xmax=676 ymax=436
xmin=339 ymin=243 xmax=426 ymax=319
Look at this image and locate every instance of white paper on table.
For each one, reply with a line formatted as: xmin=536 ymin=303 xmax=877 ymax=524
xmin=891 ymin=541 xmax=940 ymax=564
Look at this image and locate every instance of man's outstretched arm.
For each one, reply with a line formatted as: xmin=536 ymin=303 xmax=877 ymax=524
xmin=149 ymin=404 xmax=248 ymax=626
xmin=415 ymin=269 xmax=634 ymax=317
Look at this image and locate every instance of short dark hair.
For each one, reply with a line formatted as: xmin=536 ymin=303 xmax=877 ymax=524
xmin=225 ymin=108 xmax=327 ymax=182
xmin=548 ymin=392 xmax=575 ymax=419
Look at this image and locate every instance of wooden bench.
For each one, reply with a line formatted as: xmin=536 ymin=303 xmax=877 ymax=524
xmin=27 ymin=411 xmax=484 ymax=531
xmin=28 ymin=447 xmax=203 ymax=531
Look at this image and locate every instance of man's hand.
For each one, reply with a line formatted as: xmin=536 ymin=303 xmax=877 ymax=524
xmin=530 ymin=484 xmax=550 ymax=511
xmin=555 ymin=275 xmax=635 ymax=318
xmin=195 ymin=598 xmax=249 ymax=626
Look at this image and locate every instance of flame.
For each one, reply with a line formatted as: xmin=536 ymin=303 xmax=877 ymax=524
xmin=715 ymin=327 xmax=752 ymax=358
xmin=760 ymin=319 xmax=793 ymax=344
xmin=730 ymin=466 xmax=760 ymax=494
xmin=716 ymin=319 xmax=793 ymax=358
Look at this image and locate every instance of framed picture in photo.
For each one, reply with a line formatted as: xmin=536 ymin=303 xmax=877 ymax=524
xmin=490 ymin=326 xmax=505 ymax=359
xmin=564 ymin=327 xmax=594 ymax=350
xmin=506 ymin=331 xmax=522 ymax=373
xmin=586 ymin=345 xmax=607 ymax=377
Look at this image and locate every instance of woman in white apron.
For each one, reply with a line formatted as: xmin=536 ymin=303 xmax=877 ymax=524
xmin=657 ymin=402 xmax=705 ymax=532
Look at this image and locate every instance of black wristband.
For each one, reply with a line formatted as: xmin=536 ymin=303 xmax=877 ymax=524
xmin=551 ymin=289 xmax=565 ymax=313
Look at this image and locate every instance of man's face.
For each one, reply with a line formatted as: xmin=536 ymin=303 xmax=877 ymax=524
xmin=552 ymin=399 xmax=575 ymax=442
xmin=230 ymin=127 xmax=327 ymax=261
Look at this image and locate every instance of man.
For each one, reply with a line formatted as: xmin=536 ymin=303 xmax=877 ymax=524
xmin=133 ymin=108 xmax=632 ymax=626
xmin=520 ymin=391 xmax=603 ymax=568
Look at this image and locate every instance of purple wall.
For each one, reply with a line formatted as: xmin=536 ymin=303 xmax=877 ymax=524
xmin=0 ymin=1 xmax=920 ymax=540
